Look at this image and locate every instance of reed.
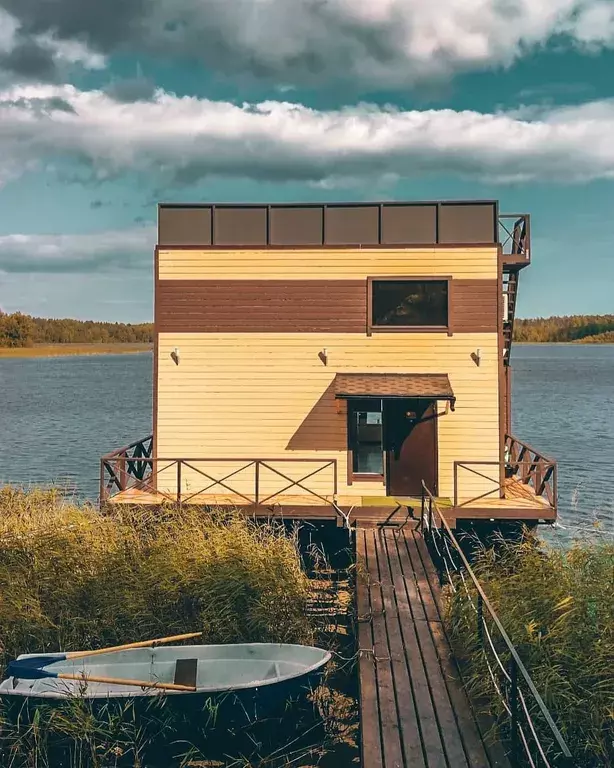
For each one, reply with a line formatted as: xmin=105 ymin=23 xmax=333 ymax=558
xmin=444 ymin=532 xmax=614 ymax=767
xmin=0 ymin=343 xmax=152 ymax=358
xmin=0 ymin=488 xmax=357 ymax=767
xmin=0 ymin=488 xmax=313 ymax=664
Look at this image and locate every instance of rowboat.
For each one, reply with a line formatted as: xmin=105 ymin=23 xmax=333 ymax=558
xmin=0 ymin=643 xmax=331 ymax=705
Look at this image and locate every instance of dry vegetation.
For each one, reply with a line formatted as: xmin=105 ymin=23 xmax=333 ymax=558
xmin=0 ymin=488 xmax=358 ymax=767
xmin=444 ymin=533 xmax=614 ymax=768
xmin=0 ymin=344 xmax=151 ymax=358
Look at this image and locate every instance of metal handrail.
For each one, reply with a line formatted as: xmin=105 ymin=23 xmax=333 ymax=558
xmin=420 ymin=482 xmax=572 ymax=767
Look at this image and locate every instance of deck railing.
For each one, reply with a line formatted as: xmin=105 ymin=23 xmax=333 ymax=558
xmin=100 ymin=438 xmax=338 ymax=507
xmin=505 ymin=435 xmax=557 ymax=508
xmin=499 ymin=214 xmax=530 ymax=261
xmin=420 ymin=483 xmax=573 ymax=767
xmin=100 ymin=435 xmax=154 ymax=502
xmin=453 ymin=434 xmax=557 ymax=512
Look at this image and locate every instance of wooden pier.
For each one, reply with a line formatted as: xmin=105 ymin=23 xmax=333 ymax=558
xmin=356 ymin=525 xmax=509 ymax=768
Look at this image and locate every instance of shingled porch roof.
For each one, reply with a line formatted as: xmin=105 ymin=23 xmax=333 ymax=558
xmin=333 ymin=373 xmax=455 ymax=410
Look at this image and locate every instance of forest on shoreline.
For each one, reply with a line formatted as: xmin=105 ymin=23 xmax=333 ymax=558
xmin=0 ymin=311 xmax=613 ymax=347
xmin=0 ymin=311 xmax=153 ymax=347
xmin=513 ymin=315 xmax=614 ymax=344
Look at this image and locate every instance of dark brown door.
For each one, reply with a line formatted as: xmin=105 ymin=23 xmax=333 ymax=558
xmin=384 ymin=399 xmax=437 ymax=496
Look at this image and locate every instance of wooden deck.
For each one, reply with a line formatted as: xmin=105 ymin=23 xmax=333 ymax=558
xmin=104 ymin=490 xmax=448 ymax=526
xmin=452 ymin=477 xmax=555 ymax=522
xmin=105 ymin=484 xmax=554 ymax=523
xmin=356 ymin=525 xmax=509 ymax=768
xmin=106 ymin=490 xmax=445 ymax=508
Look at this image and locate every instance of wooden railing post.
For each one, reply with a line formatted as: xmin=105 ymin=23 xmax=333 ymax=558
xmin=534 ymin=461 xmax=542 ymax=495
xmin=255 ymin=460 xmax=260 ymax=507
xmin=177 ymin=461 xmax=182 ymax=506
xmin=521 ymin=450 xmax=530 ymax=484
xmin=453 ymin=462 xmax=458 ymax=507
xmin=118 ymin=457 xmax=127 ymax=492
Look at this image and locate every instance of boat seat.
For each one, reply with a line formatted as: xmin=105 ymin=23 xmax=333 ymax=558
xmin=264 ymin=662 xmax=281 ymax=680
xmin=174 ymin=658 xmax=198 ymax=687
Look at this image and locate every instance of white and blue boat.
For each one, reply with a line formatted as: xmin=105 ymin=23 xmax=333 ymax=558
xmin=0 ymin=643 xmax=331 ymax=703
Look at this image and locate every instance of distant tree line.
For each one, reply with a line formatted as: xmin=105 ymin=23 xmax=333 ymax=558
xmin=1 ymin=310 xmax=612 ymax=347
xmin=0 ymin=311 xmax=154 ymax=348
xmin=513 ymin=315 xmax=614 ymax=343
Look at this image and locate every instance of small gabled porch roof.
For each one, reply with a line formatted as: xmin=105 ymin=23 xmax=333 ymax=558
xmin=333 ymin=372 xmax=456 ymax=410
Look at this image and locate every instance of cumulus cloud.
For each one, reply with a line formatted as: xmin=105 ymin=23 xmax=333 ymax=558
xmin=1 ymin=0 xmax=614 ymax=87
xmin=0 ymin=7 xmax=105 ymax=82
xmin=1 ymin=84 xmax=614 ymax=187
xmin=0 ymin=225 xmax=155 ymax=273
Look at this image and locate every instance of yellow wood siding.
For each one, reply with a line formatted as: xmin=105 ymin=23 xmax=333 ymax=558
xmin=158 ymin=247 xmax=498 ymax=280
xmin=156 ymin=333 xmax=500 ymax=503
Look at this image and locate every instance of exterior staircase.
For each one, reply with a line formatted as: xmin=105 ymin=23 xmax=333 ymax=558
xmin=503 ymin=269 xmax=519 ymax=364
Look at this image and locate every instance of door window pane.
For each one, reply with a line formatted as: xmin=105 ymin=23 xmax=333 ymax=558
xmin=351 ymin=404 xmax=383 ymax=474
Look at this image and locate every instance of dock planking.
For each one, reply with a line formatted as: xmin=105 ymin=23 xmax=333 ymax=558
xmin=355 ymin=525 xmax=509 ymax=768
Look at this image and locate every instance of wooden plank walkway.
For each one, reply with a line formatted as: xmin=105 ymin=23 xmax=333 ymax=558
xmin=356 ymin=525 xmax=509 ymax=768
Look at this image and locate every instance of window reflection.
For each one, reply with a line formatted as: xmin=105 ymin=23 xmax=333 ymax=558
xmin=351 ymin=402 xmax=383 ymax=475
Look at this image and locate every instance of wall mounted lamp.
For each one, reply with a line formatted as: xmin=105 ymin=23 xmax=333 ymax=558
xmin=471 ymin=348 xmax=481 ymax=367
xmin=171 ymin=347 xmax=180 ymax=365
xmin=318 ymin=348 xmax=328 ymax=366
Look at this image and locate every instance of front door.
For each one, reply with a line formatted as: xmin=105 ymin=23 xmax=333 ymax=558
xmin=384 ymin=399 xmax=437 ymax=496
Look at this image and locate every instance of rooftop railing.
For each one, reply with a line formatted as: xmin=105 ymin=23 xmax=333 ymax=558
xmin=158 ymin=201 xmax=530 ymax=255
xmin=499 ymin=214 xmax=530 ymax=261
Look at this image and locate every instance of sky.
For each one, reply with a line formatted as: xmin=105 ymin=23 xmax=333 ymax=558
xmin=0 ymin=1 xmax=613 ymax=322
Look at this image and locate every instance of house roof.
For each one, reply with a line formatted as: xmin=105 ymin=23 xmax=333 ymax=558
xmin=333 ymin=373 xmax=455 ymax=409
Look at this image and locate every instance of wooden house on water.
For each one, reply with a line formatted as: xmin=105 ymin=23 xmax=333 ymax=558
xmin=101 ymin=200 xmax=557 ymax=528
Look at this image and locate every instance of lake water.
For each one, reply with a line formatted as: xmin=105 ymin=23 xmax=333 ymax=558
xmin=1 ymin=345 xmax=613 ymax=539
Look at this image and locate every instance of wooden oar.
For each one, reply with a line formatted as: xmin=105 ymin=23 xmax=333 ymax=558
xmin=66 ymin=632 xmax=203 ymax=660
xmin=56 ymin=671 xmax=196 ymax=692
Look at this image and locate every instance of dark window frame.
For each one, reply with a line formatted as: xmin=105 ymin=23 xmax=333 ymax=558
xmin=346 ymin=398 xmax=386 ymax=485
xmin=367 ymin=276 xmax=453 ymax=336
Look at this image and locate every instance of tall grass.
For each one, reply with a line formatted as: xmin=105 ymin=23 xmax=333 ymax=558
xmin=0 ymin=488 xmax=360 ymax=766
xmin=0 ymin=487 xmax=313 ymax=663
xmin=445 ymin=533 xmax=614 ymax=767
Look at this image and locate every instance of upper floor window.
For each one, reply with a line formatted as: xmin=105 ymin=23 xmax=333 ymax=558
xmin=370 ymin=279 xmax=449 ymax=329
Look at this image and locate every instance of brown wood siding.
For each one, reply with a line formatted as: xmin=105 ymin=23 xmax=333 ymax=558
xmin=156 ymin=280 xmax=367 ymax=333
xmin=452 ymin=280 xmax=498 ymax=332
xmin=157 ymin=278 xmax=497 ymax=334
